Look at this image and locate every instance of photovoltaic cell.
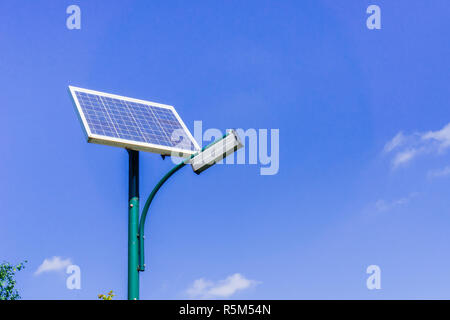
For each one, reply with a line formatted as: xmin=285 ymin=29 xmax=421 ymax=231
xmin=69 ymin=86 xmax=199 ymax=155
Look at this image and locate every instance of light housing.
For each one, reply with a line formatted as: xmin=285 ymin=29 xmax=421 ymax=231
xmin=190 ymin=129 xmax=243 ymax=174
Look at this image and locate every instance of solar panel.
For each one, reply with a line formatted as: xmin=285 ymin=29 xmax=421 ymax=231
xmin=68 ymin=86 xmax=200 ymax=156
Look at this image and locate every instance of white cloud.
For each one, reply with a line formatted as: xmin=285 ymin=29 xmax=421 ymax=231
xmin=383 ymin=132 xmax=405 ymax=153
xmin=383 ymin=123 xmax=450 ymax=168
xmin=427 ymin=166 xmax=450 ymax=179
xmin=186 ymin=278 xmax=214 ymax=297
xmin=392 ymin=149 xmax=418 ymax=168
xmin=186 ymin=273 xmax=259 ymax=299
xmin=422 ymin=123 xmax=450 ymax=150
xmin=35 ymin=256 xmax=72 ymax=275
xmin=374 ymin=192 xmax=418 ymax=212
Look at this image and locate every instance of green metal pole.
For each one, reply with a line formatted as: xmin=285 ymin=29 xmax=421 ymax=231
xmin=128 ymin=149 xmax=140 ymax=300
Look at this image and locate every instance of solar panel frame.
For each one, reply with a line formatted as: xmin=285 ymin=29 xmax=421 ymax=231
xmin=68 ymin=86 xmax=200 ymax=156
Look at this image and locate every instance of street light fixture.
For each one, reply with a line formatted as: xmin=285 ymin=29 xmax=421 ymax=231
xmin=191 ymin=129 xmax=243 ymax=174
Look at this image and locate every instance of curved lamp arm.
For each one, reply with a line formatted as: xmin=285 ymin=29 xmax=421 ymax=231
xmin=138 ymin=159 xmax=187 ymax=271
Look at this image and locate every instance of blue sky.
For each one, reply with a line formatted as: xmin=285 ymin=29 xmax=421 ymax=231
xmin=1 ymin=0 xmax=450 ymax=299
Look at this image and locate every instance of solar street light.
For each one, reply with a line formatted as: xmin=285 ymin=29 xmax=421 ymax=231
xmin=68 ymin=86 xmax=242 ymax=300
